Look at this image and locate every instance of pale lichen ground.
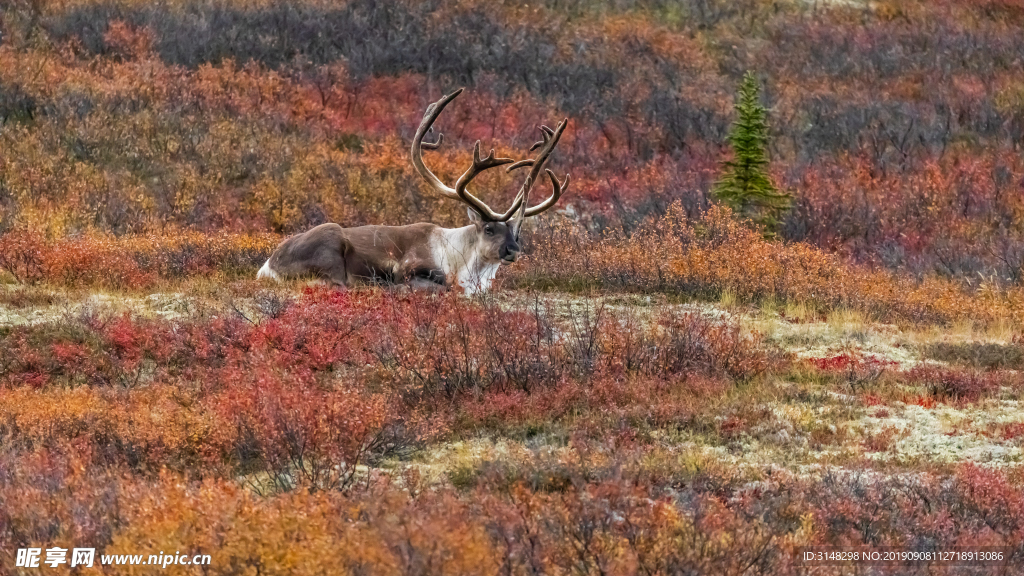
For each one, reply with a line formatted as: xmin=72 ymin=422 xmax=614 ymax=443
xmin=0 ymin=289 xmax=199 ymax=326
xmin=857 ymin=400 xmax=1024 ymax=466
xmin=750 ymin=307 xmax=922 ymax=369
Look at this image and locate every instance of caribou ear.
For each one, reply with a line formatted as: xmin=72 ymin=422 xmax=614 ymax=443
xmin=466 ymin=207 xmax=482 ymax=225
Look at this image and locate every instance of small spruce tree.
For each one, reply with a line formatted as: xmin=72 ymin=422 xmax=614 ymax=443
xmin=713 ymin=71 xmax=791 ymax=234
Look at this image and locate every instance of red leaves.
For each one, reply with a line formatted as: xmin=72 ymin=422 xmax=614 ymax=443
xmin=906 ymin=365 xmax=1005 ymax=403
xmin=249 ymin=287 xmax=379 ymax=371
xmin=1 ymin=289 xmax=1022 ymax=571
xmin=809 ymin=352 xmax=896 ymax=390
xmin=514 ymin=203 xmax=1017 ymax=325
xmin=999 ymin=422 xmax=1024 ymax=440
xmin=658 ymin=312 xmax=780 ymax=381
xmin=49 ymin=342 xmax=89 ymax=365
xmin=0 ymin=289 xmax=781 ymax=477
xmin=811 ymin=354 xmax=859 ymax=371
xmin=212 ymin=362 xmax=392 ymax=491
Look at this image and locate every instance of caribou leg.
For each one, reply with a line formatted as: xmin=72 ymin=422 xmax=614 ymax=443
xmin=406 ymin=267 xmax=447 ymax=292
xmin=321 ymin=238 xmax=352 ymax=289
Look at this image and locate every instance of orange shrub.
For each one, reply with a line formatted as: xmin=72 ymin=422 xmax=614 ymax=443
xmin=0 ymin=385 xmax=232 ymax=471
xmin=211 ymin=365 xmax=394 ymax=492
xmin=0 ymin=229 xmax=278 ymax=289
xmin=514 ymin=204 xmax=1024 ymax=325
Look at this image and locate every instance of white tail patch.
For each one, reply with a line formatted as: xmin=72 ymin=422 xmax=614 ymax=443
xmin=257 ymin=259 xmax=280 ymax=281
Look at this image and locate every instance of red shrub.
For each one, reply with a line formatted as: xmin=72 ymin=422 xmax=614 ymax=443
xmin=907 ymin=365 xmax=1003 ymax=402
xmin=811 ymin=354 xmax=858 ymax=371
xmin=0 ymin=230 xmax=47 ymax=284
xmin=0 ymin=288 xmax=779 ymax=485
xmin=864 ymin=393 xmax=885 ymax=406
xmin=656 ymin=312 xmax=780 ymax=380
xmin=211 ymin=362 xmax=394 ymax=492
xmin=999 ymin=422 xmax=1024 ymax=441
xmin=250 ymin=288 xmax=379 ymax=371
xmin=0 ymin=442 xmax=127 ymax=560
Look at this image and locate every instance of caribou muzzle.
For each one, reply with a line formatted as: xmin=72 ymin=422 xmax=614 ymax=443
xmin=499 ymin=240 xmax=521 ymax=264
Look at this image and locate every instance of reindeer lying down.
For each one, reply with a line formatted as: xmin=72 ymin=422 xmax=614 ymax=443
xmin=258 ymin=88 xmax=570 ymax=294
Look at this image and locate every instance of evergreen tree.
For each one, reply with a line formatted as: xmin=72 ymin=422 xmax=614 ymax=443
xmin=713 ymin=71 xmax=791 ymax=234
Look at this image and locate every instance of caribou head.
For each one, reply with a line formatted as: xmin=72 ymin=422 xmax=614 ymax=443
xmin=257 ymin=88 xmax=569 ymax=293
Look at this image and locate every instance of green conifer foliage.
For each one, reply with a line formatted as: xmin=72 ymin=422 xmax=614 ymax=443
xmin=713 ymin=71 xmax=791 ymax=234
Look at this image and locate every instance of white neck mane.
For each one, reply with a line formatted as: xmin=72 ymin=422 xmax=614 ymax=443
xmin=430 ymin=226 xmax=500 ymax=294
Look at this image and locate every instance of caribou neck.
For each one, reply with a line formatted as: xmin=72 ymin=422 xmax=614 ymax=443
xmin=431 ymin=225 xmax=500 ymax=294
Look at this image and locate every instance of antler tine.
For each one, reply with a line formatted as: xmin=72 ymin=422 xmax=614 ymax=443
xmin=529 ymin=125 xmax=556 ymax=152
xmin=501 ymin=118 xmax=570 ymax=220
xmin=506 ymin=159 xmax=533 ymax=172
xmin=421 ymin=132 xmax=444 ymax=150
xmin=510 ymin=174 xmax=533 ymax=239
xmin=454 ymin=141 xmax=516 ymax=220
xmin=411 ymin=89 xmax=464 ymax=199
xmin=522 ymin=169 xmax=570 ymax=217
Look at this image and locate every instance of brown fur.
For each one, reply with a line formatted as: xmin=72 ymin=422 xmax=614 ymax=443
xmin=265 ymin=216 xmax=521 ymax=290
xmin=268 ymin=222 xmax=444 ymax=288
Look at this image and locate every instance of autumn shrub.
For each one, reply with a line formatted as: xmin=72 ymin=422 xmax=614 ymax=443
xmin=0 ymin=310 xmax=196 ymax=388
xmin=0 ymin=385 xmax=232 ymax=471
xmin=109 ymin=476 xmax=503 ymax=576
xmin=474 ymin=478 xmax=782 ymax=574
xmin=2 ymin=432 xmax=1024 ymax=574
xmin=355 ymin=289 xmax=782 ymax=401
xmin=798 ymin=464 xmax=1024 ymax=551
xmin=0 ymin=287 xmax=784 ymax=478
xmin=923 ymin=340 xmax=1024 ymax=370
xmin=248 ymin=288 xmax=380 ymax=372
xmin=4 ymin=0 xmax=1024 ymax=283
xmin=0 ymin=442 xmax=128 ymax=564
xmin=0 ymin=229 xmax=46 ymax=284
xmin=863 ymin=425 xmax=903 ymax=453
xmin=212 ymin=365 xmax=393 ymax=492
xmin=0 ymin=285 xmax=65 ymax=308
xmin=657 ymin=312 xmax=780 ymax=381
xmin=516 ymin=204 xmax=1021 ymax=325
xmin=803 ymin=351 xmax=894 ymax=393
xmin=363 ymin=290 xmax=571 ymax=396
xmin=458 ymin=375 xmax=732 ymax=435
xmin=44 ymin=237 xmax=156 ymax=290
xmin=0 ymin=230 xmax=278 ymax=289
xmin=104 ymin=455 xmax=1024 ymax=574
xmin=905 ymin=365 xmax=1007 ymax=403
xmin=997 ymin=421 xmax=1024 ymax=441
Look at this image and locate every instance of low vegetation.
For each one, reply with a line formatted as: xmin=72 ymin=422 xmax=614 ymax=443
xmin=2 ymin=285 xmax=1024 ymax=573
xmin=3 ymin=0 xmax=1024 ymax=573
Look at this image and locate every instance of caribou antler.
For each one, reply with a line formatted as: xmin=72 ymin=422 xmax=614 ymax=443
xmin=454 ymin=142 xmax=518 ymax=219
xmin=411 ymin=89 xmax=520 ymax=221
xmin=506 ymin=120 xmax=571 ymax=220
xmin=411 ymin=89 xmax=570 ymax=223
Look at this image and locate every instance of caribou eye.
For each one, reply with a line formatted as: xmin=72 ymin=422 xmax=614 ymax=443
xmin=484 ymin=226 xmax=494 ymax=235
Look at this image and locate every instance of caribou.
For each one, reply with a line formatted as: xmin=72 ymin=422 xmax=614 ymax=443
xmin=257 ymin=88 xmax=570 ymax=293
